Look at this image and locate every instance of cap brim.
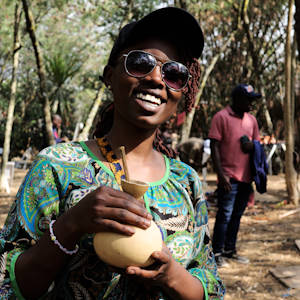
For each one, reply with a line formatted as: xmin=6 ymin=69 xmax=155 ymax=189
xmin=248 ymin=92 xmax=262 ymax=99
xmin=131 ymin=7 xmax=204 ymax=59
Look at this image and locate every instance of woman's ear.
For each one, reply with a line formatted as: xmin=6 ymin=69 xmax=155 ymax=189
xmin=103 ymin=65 xmax=113 ymax=89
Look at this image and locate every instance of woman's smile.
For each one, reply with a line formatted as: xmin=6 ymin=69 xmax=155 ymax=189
xmin=133 ymin=91 xmax=167 ymax=113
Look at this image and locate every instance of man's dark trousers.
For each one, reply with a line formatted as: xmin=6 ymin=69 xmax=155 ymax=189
xmin=212 ymin=178 xmax=253 ymax=254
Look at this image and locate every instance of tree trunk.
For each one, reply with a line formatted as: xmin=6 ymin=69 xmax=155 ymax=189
xmin=260 ymin=87 xmax=274 ymax=134
xmin=0 ymin=2 xmax=22 ymax=192
xmin=180 ymin=32 xmax=235 ymax=142
xmin=52 ymin=99 xmax=59 ymax=114
xmin=294 ymin=0 xmax=300 ymax=58
xmin=77 ymin=84 xmax=105 ymax=141
xmin=179 ymin=1 xmax=244 ymax=142
xmin=294 ymin=0 xmax=300 ymax=157
xmin=242 ymin=0 xmax=275 ymax=134
xmin=285 ymin=0 xmax=299 ymax=205
xmin=22 ymin=0 xmax=55 ymax=145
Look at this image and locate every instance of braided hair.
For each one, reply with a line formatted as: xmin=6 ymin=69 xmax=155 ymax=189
xmin=93 ymin=49 xmax=201 ymax=159
xmin=153 ymin=57 xmax=201 ymax=158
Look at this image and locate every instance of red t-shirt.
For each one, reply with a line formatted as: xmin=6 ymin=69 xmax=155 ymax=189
xmin=208 ymin=106 xmax=260 ymax=183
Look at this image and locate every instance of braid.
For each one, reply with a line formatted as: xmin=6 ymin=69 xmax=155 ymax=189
xmin=183 ymin=58 xmax=201 ymax=112
xmin=154 ymin=57 xmax=201 ymax=158
xmin=153 ymin=129 xmax=178 ymax=159
xmin=93 ymin=102 xmax=114 ymax=138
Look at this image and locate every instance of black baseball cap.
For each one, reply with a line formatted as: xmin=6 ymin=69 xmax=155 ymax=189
xmin=232 ymin=84 xmax=262 ymax=99
xmin=107 ymin=7 xmax=204 ymax=66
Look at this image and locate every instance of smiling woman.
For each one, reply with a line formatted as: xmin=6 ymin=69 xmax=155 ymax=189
xmin=0 ymin=6 xmax=225 ymax=300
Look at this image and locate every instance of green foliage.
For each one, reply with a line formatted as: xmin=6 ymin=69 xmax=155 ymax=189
xmin=45 ymin=49 xmax=83 ymax=87
xmin=0 ymin=0 xmax=294 ymax=156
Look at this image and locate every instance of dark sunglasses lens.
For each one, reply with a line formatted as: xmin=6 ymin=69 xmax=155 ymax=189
xmin=126 ymin=51 xmax=156 ymax=77
xmin=162 ymin=62 xmax=189 ymax=90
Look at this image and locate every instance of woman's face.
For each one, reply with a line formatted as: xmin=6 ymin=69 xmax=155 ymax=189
xmin=105 ymin=38 xmax=185 ymax=130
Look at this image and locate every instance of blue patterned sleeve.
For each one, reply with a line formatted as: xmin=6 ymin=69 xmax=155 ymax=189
xmin=187 ymin=171 xmax=225 ymax=299
xmin=0 ymin=156 xmax=62 ymax=299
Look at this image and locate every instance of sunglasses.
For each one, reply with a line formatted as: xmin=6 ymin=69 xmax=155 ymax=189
xmin=122 ymin=50 xmax=191 ymax=91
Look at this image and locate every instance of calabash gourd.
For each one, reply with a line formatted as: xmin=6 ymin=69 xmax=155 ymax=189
xmin=93 ymin=179 xmax=163 ymax=268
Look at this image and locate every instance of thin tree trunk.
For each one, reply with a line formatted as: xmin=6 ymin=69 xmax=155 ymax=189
xmin=291 ymin=34 xmax=296 ymax=127
xmin=22 ymin=0 xmax=55 ymax=145
xmin=77 ymin=84 xmax=105 ymax=141
xmin=179 ymin=2 xmax=243 ymax=142
xmin=180 ymin=32 xmax=235 ymax=142
xmin=243 ymin=0 xmax=275 ymax=134
xmin=20 ymin=89 xmax=36 ymax=118
xmin=52 ymin=99 xmax=59 ymax=114
xmin=294 ymin=0 xmax=300 ymax=159
xmin=294 ymin=0 xmax=300 ymax=58
xmin=0 ymin=2 xmax=22 ymax=192
xmin=284 ymin=0 xmax=299 ymax=205
xmin=260 ymin=87 xmax=274 ymax=134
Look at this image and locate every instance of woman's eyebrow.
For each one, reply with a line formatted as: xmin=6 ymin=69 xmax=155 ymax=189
xmin=149 ymin=52 xmax=177 ymax=64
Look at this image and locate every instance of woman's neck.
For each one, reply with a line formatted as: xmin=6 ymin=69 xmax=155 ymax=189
xmin=106 ymin=120 xmax=157 ymax=163
xmin=105 ymin=122 xmax=166 ymax=182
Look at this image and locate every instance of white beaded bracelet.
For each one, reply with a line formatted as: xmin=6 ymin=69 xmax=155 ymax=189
xmin=49 ymin=220 xmax=79 ymax=255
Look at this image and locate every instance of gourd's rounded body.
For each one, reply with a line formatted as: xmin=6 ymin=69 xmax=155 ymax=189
xmin=93 ymin=220 xmax=162 ymax=268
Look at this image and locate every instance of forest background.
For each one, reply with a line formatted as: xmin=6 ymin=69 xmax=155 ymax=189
xmin=0 ymin=0 xmax=299 ymax=202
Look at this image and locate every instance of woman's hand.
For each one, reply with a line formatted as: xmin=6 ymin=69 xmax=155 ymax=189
xmin=63 ymin=186 xmax=152 ymax=239
xmin=125 ymin=243 xmax=176 ymax=287
xmin=125 ymin=243 xmax=204 ymax=299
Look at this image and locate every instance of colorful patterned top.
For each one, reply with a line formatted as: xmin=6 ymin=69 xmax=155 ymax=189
xmin=0 ymin=142 xmax=225 ymax=300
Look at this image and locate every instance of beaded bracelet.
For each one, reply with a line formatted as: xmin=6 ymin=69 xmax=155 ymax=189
xmin=49 ymin=220 xmax=79 ymax=255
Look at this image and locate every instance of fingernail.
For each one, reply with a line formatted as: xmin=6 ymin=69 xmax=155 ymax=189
xmin=144 ymin=219 xmax=151 ymax=226
xmin=127 ymin=269 xmax=135 ymax=274
xmin=147 ymin=213 xmax=152 ymax=219
xmin=127 ymin=227 xmax=135 ymax=234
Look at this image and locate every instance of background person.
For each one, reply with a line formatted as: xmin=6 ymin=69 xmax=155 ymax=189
xmin=52 ymin=114 xmax=69 ymax=143
xmin=176 ymin=137 xmax=204 ymax=172
xmin=0 ymin=7 xmax=224 ymax=300
xmin=208 ymin=84 xmax=261 ymax=267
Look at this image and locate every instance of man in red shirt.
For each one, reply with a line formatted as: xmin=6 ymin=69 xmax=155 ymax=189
xmin=208 ymin=84 xmax=261 ymax=267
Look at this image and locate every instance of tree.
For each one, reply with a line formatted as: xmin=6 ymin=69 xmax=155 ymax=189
xmin=179 ymin=1 xmax=242 ymax=142
xmin=284 ymin=0 xmax=299 ymax=204
xmin=293 ymin=0 xmax=300 ymax=157
xmin=22 ymin=0 xmax=55 ymax=145
xmin=241 ymin=0 xmax=274 ymax=134
xmin=0 ymin=1 xmax=22 ymax=192
xmin=0 ymin=0 xmax=293 ymax=164
xmin=77 ymin=84 xmax=105 ymax=140
xmin=45 ymin=47 xmax=83 ymax=114
xmin=180 ymin=31 xmax=237 ymax=142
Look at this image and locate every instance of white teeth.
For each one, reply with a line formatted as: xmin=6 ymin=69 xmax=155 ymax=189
xmin=136 ymin=93 xmax=161 ymax=105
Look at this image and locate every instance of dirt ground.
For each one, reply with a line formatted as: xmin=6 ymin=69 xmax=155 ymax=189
xmin=0 ymin=169 xmax=299 ymax=299
xmin=204 ymin=173 xmax=300 ymax=300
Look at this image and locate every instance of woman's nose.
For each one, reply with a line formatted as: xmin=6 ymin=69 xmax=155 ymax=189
xmin=143 ymin=65 xmax=165 ymax=88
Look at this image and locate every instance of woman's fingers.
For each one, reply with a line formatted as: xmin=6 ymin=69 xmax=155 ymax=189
xmin=125 ymin=248 xmax=171 ymax=279
xmin=95 ymin=186 xmax=152 ymax=219
xmin=69 ymin=185 xmax=152 ymax=235
xmin=126 ymin=266 xmax=158 ymax=279
xmin=105 ymin=194 xmax=152 ymax=220
xmin=93 ymin=207 xmax=151 ymax=230
xmin=93 ymin=218 xmax=136 ymax=235
xmin=151 ymin=250 xmax=170 ymax=264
